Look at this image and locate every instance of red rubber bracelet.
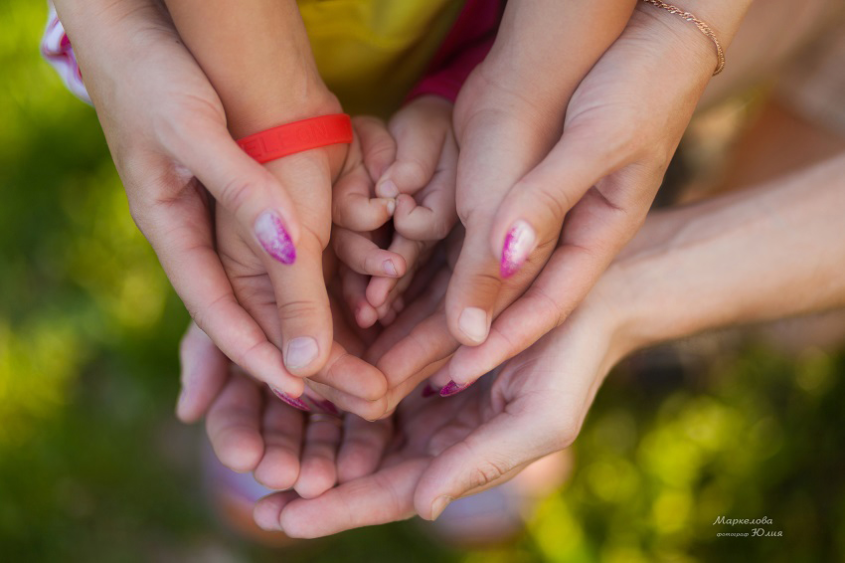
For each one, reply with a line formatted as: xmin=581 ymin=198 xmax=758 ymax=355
xmin=236 ymin=114 xmax=353 ymax=164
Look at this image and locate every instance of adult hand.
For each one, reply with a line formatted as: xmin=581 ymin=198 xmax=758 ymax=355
xmin=419 ymin=1 xmax=751 ymax=391
xmin=53 ymin=0 xmax=334 ymax=396
xmin=253 ymin=274 xmax=629 ymax=536
xmin=176 ymin=285 xmax=393 ymax=496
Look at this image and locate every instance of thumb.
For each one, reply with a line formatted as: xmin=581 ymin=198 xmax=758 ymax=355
xmin=170 ymin=120 xmax=302 ymax=264
xmin=490 ymin=132 xmax=620 ymax=278
xmin=413 ymin=408 xmax=549 ymax=520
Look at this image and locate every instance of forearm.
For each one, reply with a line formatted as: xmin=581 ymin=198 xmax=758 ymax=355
xmin=163 ymin=0 xmax=337 ymax=137
xmin=481 ymin=0 xmax=636 ymax=115
xmin=607 ymin=154 xmax=845 ymax=353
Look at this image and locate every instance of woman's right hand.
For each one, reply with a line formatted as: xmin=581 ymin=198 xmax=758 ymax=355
xmin=53 ymin=0 xmax=326 ymax=397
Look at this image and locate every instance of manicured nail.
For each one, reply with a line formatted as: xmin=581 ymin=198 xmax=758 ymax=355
xmin=316 ymin=399 xmax=341 ymax=416
xmin=383 ymin=259 xmax=398 ymax=277
xmin=430 ymin=495 xmax=453 ymax=520
xmin=255 ymin=211 xmax=296 ymax=265
xmin=377 ymin=179 xmax=399 ymax=198
xmin=285 ymin=337 xmax=319 ymax=370
xmin=384 ymin=198 xmax=396 ymax=216
xmin=421 ymin=383 xmax=440 ymax=398
xmin=501 ymin=220 xmax=536 ymax=278
xmin=271 ymin=387 xmax=311 ymax=411
xmin=458 ymin=307 xmax=489 ymax=344
xmin=439 ymin=379 xmax=475 ymax=397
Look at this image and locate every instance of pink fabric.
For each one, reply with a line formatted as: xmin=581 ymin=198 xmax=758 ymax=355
xmin=406 ymin=0 xmax=503 ymax=104
xmin=41 ymin=3 xmax=90 ymax=104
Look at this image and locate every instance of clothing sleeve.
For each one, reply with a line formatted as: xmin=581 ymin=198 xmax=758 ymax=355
xmin=41 ymin=2 xmax=91 ymax=104
xmin=405 ymin=0 xmax=502 ymax=104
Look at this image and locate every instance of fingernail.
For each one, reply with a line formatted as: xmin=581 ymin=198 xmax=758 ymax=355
xmin=458 ymin=307 xmax=489 ymax=344
xmin=255 ymin=211 xmax=296 ymax=265
xmin=383 ymin=259 xmax=398 ymax=277
xmin=377 ymin=179 xmax=399 ymax=198
xmin=316 ymin=399 xmax=341 ymax=416
xmin=385 ymin=198 xmax=396 ymax=216
xmin=271 ymin=387 xmax=311 ymax=411
xmin=421 ymin=383 xmax=440 ymax=398
xmin=501 ymin=220 xmax=536 ymax=278
xmin=430 ymin=495 xmax=453 ymax=520
xmin=439 ymin=379 xmax=475 ymax=397
xmin=285 ymin=337 xmax=319 ymax=370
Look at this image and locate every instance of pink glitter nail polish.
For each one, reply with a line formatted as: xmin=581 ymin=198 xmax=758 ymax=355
xmin=500 ymin=220 xmax=536 ymax=278
xmin=270 ymin=387 xmax=311 ymax=411
xmin=255 ymin=211 xmax=296 ymax=265
xmin=439 ymin=379 xmax=475 ymax=398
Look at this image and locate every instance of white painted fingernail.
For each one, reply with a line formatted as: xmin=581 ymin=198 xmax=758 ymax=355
xmin=458 ymin=307 xmax=489 ymax=344
xmin=284 ymin=337 xmax=319 ymax=370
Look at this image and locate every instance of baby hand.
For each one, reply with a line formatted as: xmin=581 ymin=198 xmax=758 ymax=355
xmin=332 ymin=96 xmax=459 ymax=327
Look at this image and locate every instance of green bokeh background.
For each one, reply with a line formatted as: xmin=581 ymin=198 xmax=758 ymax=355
xmin=2 ymin=2 xmax=844 ymax=561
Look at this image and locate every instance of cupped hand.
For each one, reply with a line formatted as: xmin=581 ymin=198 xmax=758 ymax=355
xmin=437 ymin=4 xmax=719 ymax=389
xmin=54 ymin=0 xmax=328 ymax=396
xmin=253 ymin=278 xmax=630 ymax=537
xmin=332 ymin=97 xmax=459 ymax=327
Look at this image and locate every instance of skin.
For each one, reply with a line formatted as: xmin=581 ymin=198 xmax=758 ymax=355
xmin=247 ymin=152 xmax=845 ymax=536
xmin=367 ymin=0 xmax=758 ymax=409
xmin=52 ymin=0 xmax=347 ymax=397
xmin=333 ymin=96 xmax=459 ymax=327
xmin=163 ymin=0 xmax=352 ymax=380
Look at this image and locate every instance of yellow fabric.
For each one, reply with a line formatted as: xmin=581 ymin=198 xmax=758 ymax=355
xmin=298 ymin=0 xmax=465 ymax=117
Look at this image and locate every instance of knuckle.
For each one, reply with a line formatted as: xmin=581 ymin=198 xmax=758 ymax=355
xmin=218 ymin=173 xmax=266 ymax=215
xmin=277 ymin=299 xmax=326 ymax=323
xmin=466 ymin=458 xmax=508 ymax=491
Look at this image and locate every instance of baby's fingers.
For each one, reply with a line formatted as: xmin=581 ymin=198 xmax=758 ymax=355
xmin=332 ymin=163 xmax=395 ymax=232
xmin=393 ymin=131 xmax=458 ymax=241
xmin=332 ymin=227 xmax=406 ymax=278
xmin=376 ymin=96 xmax=451 ymax=198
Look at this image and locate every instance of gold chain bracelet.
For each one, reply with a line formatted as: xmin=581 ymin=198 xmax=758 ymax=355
xmin=640 ymin=0 xmax=726 ymax=76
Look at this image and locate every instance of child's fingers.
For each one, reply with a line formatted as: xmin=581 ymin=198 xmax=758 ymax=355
xmin=340 ymin=265 xmax=379 ymax=329
xmin=393 ymin=133 xmax=459 ymax=241
xmin=353 ymin=116 xmax=397 ymax=181
xmin=253 ymin=388 xmax=305 ymax=490
xmin=332 ymin=162 xmax=395 ymax=232
xmin=365 ymin=235 xmax=425 ymax=308
xmin=376 ymin=98 xmax=451 ymax=198
xmin=331 ymin=228 xmax=406 ymax=278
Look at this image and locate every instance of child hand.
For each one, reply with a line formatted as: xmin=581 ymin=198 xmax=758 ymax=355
xmin=214 ymin=141 xmax=388 ymax=410
xmin=332 ymin=96 xmax=459 ymax=328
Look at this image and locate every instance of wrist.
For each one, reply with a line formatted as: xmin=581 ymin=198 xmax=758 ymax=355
xmin=632 ymin=0 xmax=753 ymax=79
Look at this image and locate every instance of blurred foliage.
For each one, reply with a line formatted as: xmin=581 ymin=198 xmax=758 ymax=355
xmin=1 ymin=1 xmax=844 ymax=562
